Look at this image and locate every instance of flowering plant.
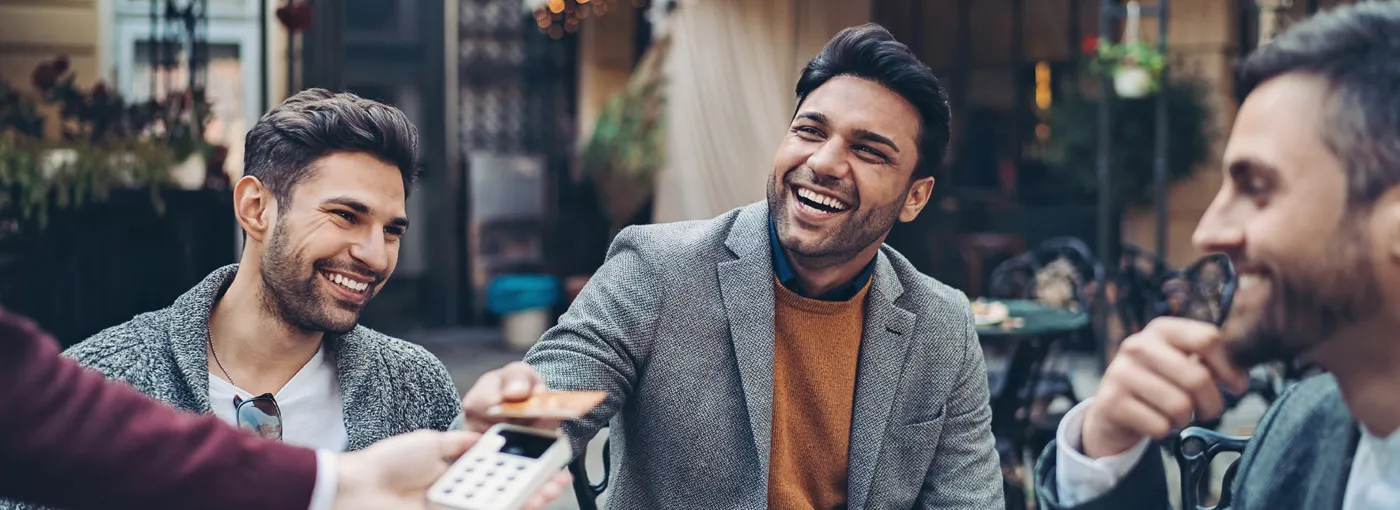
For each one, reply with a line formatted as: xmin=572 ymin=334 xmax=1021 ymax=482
xmin=1081 ymin=35 xmax=1166 ymax=97
xmin=0 ymin=55 xmax=214 ymax=226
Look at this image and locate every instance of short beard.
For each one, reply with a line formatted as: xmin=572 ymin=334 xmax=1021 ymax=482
xmin=1224 ymin=218 xmax=1381 ymax=368
xmin=259 ymin=220 xmax=359 ymax=335
xmin=766 ymin=169 xmax=907 ymax=266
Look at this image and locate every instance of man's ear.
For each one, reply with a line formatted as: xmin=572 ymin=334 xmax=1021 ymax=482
xmin=898 ymin=176 xmax=936 ymax=223
xmin=233 ymin=176 xmax=275 ymax=243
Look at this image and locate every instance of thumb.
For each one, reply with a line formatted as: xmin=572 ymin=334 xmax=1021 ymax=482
xmin=438 ymin=431 xmax=480 ymax=461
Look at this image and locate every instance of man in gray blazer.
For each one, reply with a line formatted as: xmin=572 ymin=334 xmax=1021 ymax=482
xmin=1035 ymin=3 xmax=1400 ymax=509
xmin=461 ymin=24 xmax=1002 ymax=509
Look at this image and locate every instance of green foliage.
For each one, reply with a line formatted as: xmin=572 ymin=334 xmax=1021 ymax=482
xmin=0 ymin=138 xmax=174 ymax=228
xmin=580 ymin=37 xmax=669 ymax=232
xmin=1085 ymin=37 xmax=1167 ymax=94
xmin=0 ymin=55 xmax=207 ymax=228
xmin=1042 ymin=78 xmax=1215 ymax=207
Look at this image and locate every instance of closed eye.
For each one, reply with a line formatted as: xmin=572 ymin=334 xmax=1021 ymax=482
xmin=856 ymin=145 xmax=890 ymax=162
xmin=794 ymin=126 xmax=824 ymax=139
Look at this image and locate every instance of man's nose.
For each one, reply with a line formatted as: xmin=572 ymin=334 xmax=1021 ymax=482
xmin=350 ymin=230 xmax=390 ymax=272
xmin=1192 ymin=201 xmax=1244 ymax=255
xmin=807 ymin=139 xmax=850 ymax=181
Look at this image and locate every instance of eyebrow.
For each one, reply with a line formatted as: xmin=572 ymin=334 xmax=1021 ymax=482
xmin=794 ymin=111 xmax=901 ymax=154
xmin=1226 ymin=157 xmax=1279 ymax=180
xmin=322 ymin=196 xmax=409 ymax=229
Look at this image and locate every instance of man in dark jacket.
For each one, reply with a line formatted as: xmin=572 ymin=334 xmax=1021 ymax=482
xmin=1036 ymin=3 xmax=1400 ymax=509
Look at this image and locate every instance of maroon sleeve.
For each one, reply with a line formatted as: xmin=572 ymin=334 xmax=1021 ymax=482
xmin=0 ymin=308 xmax=319 ymax=510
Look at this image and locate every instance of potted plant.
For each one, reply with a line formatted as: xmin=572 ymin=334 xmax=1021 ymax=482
xmin=1082 ymin=2 xmax=1165 ymax=99
xmin=1 ymin=56 xmax=180 ymax=228
xmin=1041 ymin=77 xmax=1214 ymax=208
xmin=580 ymin=36 xmax=670 ymax=238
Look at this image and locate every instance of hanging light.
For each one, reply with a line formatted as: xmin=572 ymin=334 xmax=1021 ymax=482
xmin=529 ymin=0 xmax=646 ymax=38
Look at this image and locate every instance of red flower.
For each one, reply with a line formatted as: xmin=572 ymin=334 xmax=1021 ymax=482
xmin=277 ymin=2 xmax=314 ymax=33
xmin=1080 ymin=36 xmax=1100 ymax=56
xmin=31 ymin=63 xmax=60 ymax=90
xmin=91 ymin=81 xmax=111 ymax=103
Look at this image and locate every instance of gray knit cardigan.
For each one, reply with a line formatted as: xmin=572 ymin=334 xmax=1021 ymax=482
xmin=2 ymin=264 xmax=464 ymax=509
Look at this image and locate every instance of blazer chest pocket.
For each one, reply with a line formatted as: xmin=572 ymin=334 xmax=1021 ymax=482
xmin=879 ymin=417 xmax=946 ymax=479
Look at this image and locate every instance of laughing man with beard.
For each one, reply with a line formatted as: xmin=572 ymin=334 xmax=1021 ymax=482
xmin=40 ymin=89 xmax=460 ymax=465
xmin=457 ymin=24 xmax=1002 ymax=509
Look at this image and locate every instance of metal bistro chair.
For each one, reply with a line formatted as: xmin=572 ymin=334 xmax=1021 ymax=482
xmin=1177 ymin=426 xmax=1251 ymax=510
xmin=1160 ymin=253 xmax=1251 ymax=510
xmin=986 ymin=237 xmax=1103 ymax=454
xmin=569 ymin=434 xmax=611 ymax=510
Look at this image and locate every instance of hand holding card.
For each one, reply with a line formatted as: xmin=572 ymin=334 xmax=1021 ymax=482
xmin=460 ymin=362 xmax=606 ymax=434
xmin=486 ymin=390 xmax=607 ymax=420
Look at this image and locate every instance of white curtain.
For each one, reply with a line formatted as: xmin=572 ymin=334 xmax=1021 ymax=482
xmin=653 ymin=0 xmax=871 ymax=223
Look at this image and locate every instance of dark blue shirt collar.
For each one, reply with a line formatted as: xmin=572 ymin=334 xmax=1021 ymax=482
xmin=768 ymin=216 xmax=876 ymax=301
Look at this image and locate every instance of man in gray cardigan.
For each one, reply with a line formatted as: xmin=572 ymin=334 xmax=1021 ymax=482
xmin=54 ymin=90 xmax=460 ymax=453
xmin=460 ymin=25 xmax=1002 ymax=509
xmin=1035 ymin=4 xmax=1400 ymax=509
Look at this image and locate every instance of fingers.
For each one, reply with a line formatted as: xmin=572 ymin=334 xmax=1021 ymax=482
xmin=436 ymin=431 xmax=480 ymax=462
xmin=1094 ymin=386 xmax=1175 ymax=439
xmin=1083 ymin=317 xmax=1245 ymax=458
xmin=460 ymin=362 xmax=549 ymax=432
xmin=1117 ymin=334 xmax=1227 ymax=423
xmin=520 ymin=471 xmax=572 ymax=510
xmin=1146 ymin=318 xmax=1250 ymax=393
xmin=499 ymin=362 xmax=546 ymax=401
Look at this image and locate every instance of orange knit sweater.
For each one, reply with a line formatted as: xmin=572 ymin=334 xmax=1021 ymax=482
xmin=767 ymin=277 xmax=871 ymax=510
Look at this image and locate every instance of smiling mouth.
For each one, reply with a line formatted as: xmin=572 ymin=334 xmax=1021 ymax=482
xmin=320 ymin=270 xmax=371 ymax=295
xmin=791 ymin=185 xmax=850 ymax=214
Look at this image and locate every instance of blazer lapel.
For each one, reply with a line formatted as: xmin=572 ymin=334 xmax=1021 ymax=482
xmin=1302 ymin=392 xmax=1361 ymax=509
xmin=718 ymin=203 xmax=779 ymax=480
xmin=846 ymin=253 xmax=916 ymax=510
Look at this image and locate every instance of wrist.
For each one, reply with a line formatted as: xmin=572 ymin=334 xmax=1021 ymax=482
xmin=331 ymin=452 xmax=371 ymax=508
xmin=1081 ymin=409 xmax=1143 ymax=459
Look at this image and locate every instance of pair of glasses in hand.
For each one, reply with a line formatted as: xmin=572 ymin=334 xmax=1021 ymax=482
xmin=1158 ymin=253 xmax=1237 ymax=327
xmin=234 ymin=393 xmax=283 ymax=441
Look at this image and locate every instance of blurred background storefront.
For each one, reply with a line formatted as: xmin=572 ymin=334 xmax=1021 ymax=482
xmin=0 ymin=0 xmax=1356 ymax=343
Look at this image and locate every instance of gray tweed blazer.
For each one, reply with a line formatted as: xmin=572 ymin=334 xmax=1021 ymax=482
xmin=527 ymin=201 xmax=1002 ymax=509
xmin=1034 ymin=373 xmax=1359 ymax=510
xmin=64 ymin=264 xmax=460 ymax=446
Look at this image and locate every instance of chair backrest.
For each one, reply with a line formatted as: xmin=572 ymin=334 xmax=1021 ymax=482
xmin=568 ymin=436 xmax=611 ymax=510
xmin=1175 ymin=426 xmax=1250 ymax=510
xmin=987 ymin=236 xmax=1103 ymax=312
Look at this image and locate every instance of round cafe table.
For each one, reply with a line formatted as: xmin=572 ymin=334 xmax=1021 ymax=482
xmin=976 ymin=299 xmax=1090 ymax=338
xmin=976 ymin=299 xmax=1091 ymax=509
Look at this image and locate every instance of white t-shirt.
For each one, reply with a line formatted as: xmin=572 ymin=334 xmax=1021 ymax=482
xmin=209 ymin=345 xmax=350 ymax=452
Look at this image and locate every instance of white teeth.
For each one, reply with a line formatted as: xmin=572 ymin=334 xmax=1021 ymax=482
xmin=796 ymin=187 xmax=847 ymax=211
xmin=324 ymin=272 xmax=369 ymax=293
xmin=1238 ymin=275 xmax=1259 ymax=290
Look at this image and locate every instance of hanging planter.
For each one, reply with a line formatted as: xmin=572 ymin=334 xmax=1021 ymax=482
xmin=1083 ymin=1 xmax=1165 ymax=99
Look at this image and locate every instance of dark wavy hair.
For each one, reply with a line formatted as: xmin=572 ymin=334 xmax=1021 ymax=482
xmin=794 ymin=23 xmax=952 ymax=180
xmin=1239 ymin=2 xmax=1400 ymax=207
xmin=242 ymin=88 xmax=419 ymax=206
